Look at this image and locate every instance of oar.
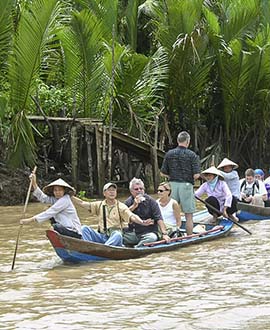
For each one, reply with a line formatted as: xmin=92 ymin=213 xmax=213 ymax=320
xmin=11 ymin=166 xmax=37 ymax=270
xmin=195 ymin=195 xmax=252 ymax=235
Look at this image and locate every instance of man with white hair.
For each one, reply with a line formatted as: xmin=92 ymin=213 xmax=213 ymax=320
xmin=124 ymin=178 xmax=170 ymax=247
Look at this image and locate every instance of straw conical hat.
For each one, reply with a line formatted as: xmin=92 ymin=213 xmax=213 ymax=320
xmin=43 ymin=178 xmax=75 ymax=196
xmin=201 ymin=166 xmax=224 ymax=179
xmin=217 ymin=158 xmax=238 ymax=170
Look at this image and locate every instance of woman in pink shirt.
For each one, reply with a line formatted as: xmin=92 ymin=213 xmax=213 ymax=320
xmin=195 ymin=166 xmax=238 ymax=224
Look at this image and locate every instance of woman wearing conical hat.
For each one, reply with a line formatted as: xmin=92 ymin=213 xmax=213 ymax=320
xmin=217 ymin=158 xmax=240 ymax=199
xmin=195 ymin=166 xmax=238 ymax=224
xmin=20 ymin=173 xmax=82 ymax=239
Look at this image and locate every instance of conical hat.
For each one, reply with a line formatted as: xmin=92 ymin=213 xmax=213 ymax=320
xmin=43 ymin=178 xmax=75 ymax=196
xmin=201 ymin=166 xmax=224 ymax=179
xmin=217 ymin=158 xmax=238 ymax=170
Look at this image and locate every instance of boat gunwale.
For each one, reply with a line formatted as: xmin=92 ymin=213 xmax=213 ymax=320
xmin=237 ymin=202 xmax=270 ymax=216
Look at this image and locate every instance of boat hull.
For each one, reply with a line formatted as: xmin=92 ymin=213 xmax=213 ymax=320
xmin=46 ymin=210 xmax=233 ymax=264
xmin=237 ymin=202 xmax=270 ymax=221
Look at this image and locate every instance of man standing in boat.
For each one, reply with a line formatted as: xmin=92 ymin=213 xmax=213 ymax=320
xmin=72 ymin=183 xmax=152 ymax=246
xmin=160 ymin=131 xmax=201 ymax=235
xmin=123 ymin=178 xmax=170 ymax=247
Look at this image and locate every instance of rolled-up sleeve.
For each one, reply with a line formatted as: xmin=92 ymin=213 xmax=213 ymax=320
xmin=33 ymin=187 xmax=56 ymax=204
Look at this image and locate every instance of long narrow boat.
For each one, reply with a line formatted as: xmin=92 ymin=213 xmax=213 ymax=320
xmin=237 ymin=202 xmax=270 ymax=221
xmin=46 ymin=210 xmax=234 ymax=263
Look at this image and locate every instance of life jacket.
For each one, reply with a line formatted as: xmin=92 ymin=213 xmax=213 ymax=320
xmin=240 ymin=179 xmax=259 ymax=196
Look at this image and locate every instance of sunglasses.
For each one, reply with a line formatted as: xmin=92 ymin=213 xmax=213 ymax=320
xmin=133 ymin=187 xmax=144 ymax=191
xmin=157 ymin=189 xmax=169 ymax=193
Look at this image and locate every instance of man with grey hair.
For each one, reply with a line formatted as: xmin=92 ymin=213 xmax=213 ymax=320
xmin=123 ymin=177 xmax=170 ymax=247
xmin=160 ymin=131 xmax=201 ymax=235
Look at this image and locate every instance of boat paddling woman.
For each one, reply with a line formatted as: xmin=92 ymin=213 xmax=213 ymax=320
xmin=195 ymin=166 xmax=238 ymax=224
xmin=20 ymin=174 xmax=82 ymax=239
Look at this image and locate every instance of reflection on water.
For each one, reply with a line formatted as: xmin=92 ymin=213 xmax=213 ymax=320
xmin=0 ymin=203 xmax=270 ymax=329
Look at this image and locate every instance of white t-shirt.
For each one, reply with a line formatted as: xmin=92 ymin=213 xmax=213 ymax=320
xmin=239 ymin=178 xmax=267 ymax=199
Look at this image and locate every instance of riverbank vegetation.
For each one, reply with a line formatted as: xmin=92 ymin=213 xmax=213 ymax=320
xmin=1 ymin=0 xmax=270 ymax=171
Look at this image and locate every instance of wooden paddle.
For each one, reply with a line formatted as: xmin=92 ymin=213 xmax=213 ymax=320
xmin=195 ymin=195 xmax=252 ymax=235
xmin=144 ymin=225 xmax=224 ymax=246
xmin=11 ymin=166 xmax=37 ymax=270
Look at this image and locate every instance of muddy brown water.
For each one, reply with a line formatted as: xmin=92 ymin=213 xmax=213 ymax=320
xmin=1 ymin=202 xmax=270 ymax=330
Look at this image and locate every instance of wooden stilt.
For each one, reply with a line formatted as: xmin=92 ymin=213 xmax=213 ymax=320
xmin=71 ymin=125 xmax=78 ymax=189
xmin=95 ymin=124 xmax=105 ymax=196
xmin=85 ymin=128 xmax=94 ymax=195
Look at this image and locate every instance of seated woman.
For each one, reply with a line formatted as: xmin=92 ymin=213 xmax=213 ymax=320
xmin=20 ymin=173 xmax=82 ymax=239
xmin=156 ymin=182 xmax=182 ymax=237
xmin=195 ymin=166 xmax=238 ymax=224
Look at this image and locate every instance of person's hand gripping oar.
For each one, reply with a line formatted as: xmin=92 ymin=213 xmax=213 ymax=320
xmin=11 ymin=166 xmax=37 ymax=270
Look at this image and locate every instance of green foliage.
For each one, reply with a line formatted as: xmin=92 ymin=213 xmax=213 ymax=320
xmin=1 ymin=0 xmax=270 ymax=168
xmin=37 ymin=81 xmax=74 ymax=116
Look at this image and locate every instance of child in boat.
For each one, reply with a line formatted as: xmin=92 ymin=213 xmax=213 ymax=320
xmin=195 ymin=166 xmax=238 ymax=224
xmin=239 ymin=168 xmax=267 ymax=206
xmin=20 ymin=174 xmax=82 ymax=239
xmin=156 ymin=182 xmax=182 ymax=237
xmin=217 ymin=158 xmax=240 ymax=199
xmin=72 ymin=182 xmax=153 ymax=246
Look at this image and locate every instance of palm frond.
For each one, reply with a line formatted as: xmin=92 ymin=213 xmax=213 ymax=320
xmin=66 ymin=9 xmax=107 ymax=116
xmin=124 ymin=0 xmax=140 ymax=50
xmin=0 ymin=0 xmax=14 ymax=76
xmin=8 ymin=0 xmax=64 ymax=166
xmin=221 ymin=0 xmax=260 ymax=42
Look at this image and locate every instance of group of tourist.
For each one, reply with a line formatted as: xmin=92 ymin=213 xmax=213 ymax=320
xmin=20 ymin=130 xmax=270 ymax=248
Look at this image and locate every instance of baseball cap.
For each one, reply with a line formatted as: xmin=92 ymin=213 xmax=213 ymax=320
xmin=103 ymin=182 xmax=117 ymax=191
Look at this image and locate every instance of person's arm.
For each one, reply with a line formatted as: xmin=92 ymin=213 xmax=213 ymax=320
xmin=129 ymin=214 xmax=154 ymax=226
xmin=128 ymin=195 xmax=145 ymax=211
xmin=71 ymin=196 xmax=91 ymax=210
xmin=172 ymin=200 xmax=182 ymax=228
xmin=20 ymin=216 xmax=37 ymax=225
xmin=157 ymin=219 xmax=170 ymax=242
xmin=194 ymin=182 xmax=206 ymax=198
xmin=251 ymin=182 xmax=268 ymax=202
xmin=160 ymin=171 xmax=169 ymax=179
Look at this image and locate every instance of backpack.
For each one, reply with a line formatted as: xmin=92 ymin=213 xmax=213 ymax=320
xmin=240 ymin=179 xmax=259 ymax=196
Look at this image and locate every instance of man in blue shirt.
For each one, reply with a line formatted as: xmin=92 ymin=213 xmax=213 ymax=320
xmin=124 ymin=178 xmax=170 ymax=247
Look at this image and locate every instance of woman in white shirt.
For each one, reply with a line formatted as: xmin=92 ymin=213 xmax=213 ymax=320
xmin=156 ymin=182 xmax=182 ymax=237
xmin=20 ymin=174 xmax=82 ymax=238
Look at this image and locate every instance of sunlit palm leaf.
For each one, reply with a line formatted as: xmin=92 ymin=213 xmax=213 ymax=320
xmin=63 ymin=9 xmax=107 ymax=116
xmin=0 ymin=0 xmax=13 ymax=76
xmin=8 ymin=0 xmax=63 ymax=166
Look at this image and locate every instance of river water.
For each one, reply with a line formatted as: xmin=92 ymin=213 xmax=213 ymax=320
xmin=1 ymin=202 xmax=270 ymax=330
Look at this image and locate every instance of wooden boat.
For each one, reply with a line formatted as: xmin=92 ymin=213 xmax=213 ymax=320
xmin=237 ymin=202 xmax=270 ymax=221
xmin=46 ymin=210 xmax=233 ymax=263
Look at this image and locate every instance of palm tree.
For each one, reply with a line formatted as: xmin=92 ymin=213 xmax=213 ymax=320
xmin=7 ymin=0 xmax=66 ymax=167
